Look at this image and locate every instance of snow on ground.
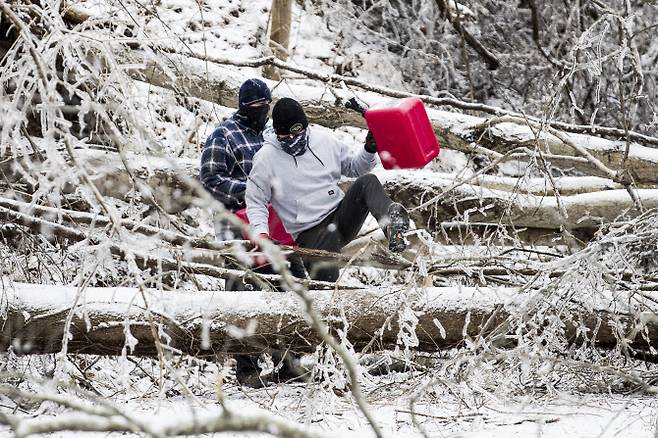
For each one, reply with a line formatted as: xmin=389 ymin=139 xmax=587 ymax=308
xmin=2 ymin=355 xmax=658 ymax=438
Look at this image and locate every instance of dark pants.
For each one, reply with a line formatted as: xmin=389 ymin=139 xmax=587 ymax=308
xmin=234 ymin=350 xmax=306 ymax=387
xmin=225 ymin=236 xmax=307 ymax=385
xmin=296 ymin=174 xmax=393 ymax=282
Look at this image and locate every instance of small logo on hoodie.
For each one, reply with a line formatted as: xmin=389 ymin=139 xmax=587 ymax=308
xmin=328 ymin=189 xmax=335 ymax=196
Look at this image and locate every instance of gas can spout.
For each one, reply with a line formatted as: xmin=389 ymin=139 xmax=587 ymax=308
xmin=345 ymin=97 xmax=367 ymax=116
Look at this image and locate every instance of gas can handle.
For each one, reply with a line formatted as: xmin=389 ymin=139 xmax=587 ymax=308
xmin=345 ymin=97 xmax=368 ymax=116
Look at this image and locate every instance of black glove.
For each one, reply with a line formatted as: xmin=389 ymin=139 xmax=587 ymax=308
xmin=364 ymin=131 xmax=377 ymax=153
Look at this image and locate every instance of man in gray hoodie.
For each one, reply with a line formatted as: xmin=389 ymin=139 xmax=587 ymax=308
xmin=246 ymin=98 xmax=410 ymax=282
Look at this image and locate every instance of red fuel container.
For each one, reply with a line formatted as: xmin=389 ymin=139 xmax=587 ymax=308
xmin=364 ymin=97 xmax=440 ymax=169
xmin=235 ymin=205 xmax=296 ymax=246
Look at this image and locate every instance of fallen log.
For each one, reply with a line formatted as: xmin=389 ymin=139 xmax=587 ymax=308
xmin=117 ymin=47 xmax=658 ymax=184
xmin=55 ymin=149 xmax=658 ymax=233
xmin=396 ymin=171 xmax=628 ymax=196
xmin=472 ymin=119 xmax=658 ymax=186
xmin=2 ymin=282 xmax=657 ymax=357
xmin=4 ymin=148 xmax=653 ymax=237
xmin=383 ymin=172 xmax=655 ymax=231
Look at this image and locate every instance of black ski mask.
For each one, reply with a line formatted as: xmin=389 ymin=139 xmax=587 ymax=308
xmin=239 ymin=104 xmax=269 ymax=132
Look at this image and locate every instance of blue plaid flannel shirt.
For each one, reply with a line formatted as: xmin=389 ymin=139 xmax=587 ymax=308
xmin=200 ymin=114 xmax=263 ymax=211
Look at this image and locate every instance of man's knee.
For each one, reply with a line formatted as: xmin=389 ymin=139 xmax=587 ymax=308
xmin=355 ymin=173 xmax=381 ymax=188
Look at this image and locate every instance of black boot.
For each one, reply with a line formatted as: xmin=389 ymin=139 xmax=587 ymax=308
xmin=272 ymin=351 xmax=309 ymax=384
xmin=235 ymin=354 xmax=268 ymax=388
xmin=386 ymin=203 xmax=409 ymax=253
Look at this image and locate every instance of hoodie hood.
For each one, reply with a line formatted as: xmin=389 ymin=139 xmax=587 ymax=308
xmin=263 ymin=128 xmax=283 ymax=150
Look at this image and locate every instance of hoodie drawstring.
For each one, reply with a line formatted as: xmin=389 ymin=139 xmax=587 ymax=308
xmin=308 ymin=145 xmax=325 ymax=167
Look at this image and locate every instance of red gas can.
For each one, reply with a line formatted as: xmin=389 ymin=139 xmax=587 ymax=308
xmin=364 ymin=97 xmax=440 ymax=170
xmin=235 ymin=205 xmax=296 ymax=246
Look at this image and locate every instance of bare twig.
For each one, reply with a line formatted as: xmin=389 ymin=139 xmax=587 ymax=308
xmin=434 ymin=0 xmax=500 ymax=70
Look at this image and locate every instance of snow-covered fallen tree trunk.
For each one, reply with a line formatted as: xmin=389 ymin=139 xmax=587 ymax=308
xmin=2 ymin=282 xmax=656 ymax=357
xmin=66 ymin=153 xmax=655 ymax=232
xmin=4 ymin=149 xmax=653 ymax=235
xmin=388 ymin=171 xmax=628 ymax=196
xmin=120 ymin=48 xmax=658 ymax=184
xmin=381 ymin=172 xmax=654 ymax=230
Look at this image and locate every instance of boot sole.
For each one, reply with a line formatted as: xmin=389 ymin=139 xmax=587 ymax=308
xmin=388 ymin=205 xmax=410 ymax=253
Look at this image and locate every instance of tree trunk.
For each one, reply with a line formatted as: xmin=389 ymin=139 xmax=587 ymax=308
xmin=263 ymin=0 xmax=293 ymax=80
xmin=2 ymin=282 xmax=654 ymax=357
xmin=381 ymin=171 xmax=654 ymax=231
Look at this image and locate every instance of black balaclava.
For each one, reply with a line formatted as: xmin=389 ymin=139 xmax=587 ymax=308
xmin=239 ymin=105 xmax=269 ymax=132
xmin=237 ymin=78 xmax=272 ymax=132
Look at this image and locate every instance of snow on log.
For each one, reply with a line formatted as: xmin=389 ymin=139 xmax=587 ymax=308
xmin=390 ymin=171 xmax=626 ymax=196
xmin=380 ymin=172 xmax=654 ymax=231
xmin=4 ymin=149 xmax=654 ymax=234
xmin=2 ymin=282 xmax=656 ymax=357
xmin=119 ymin=48 xmax=658 ymax=184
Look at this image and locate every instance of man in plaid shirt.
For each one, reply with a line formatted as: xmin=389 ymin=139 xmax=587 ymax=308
xmin=200 ymin=78 xmax=272 ymax=214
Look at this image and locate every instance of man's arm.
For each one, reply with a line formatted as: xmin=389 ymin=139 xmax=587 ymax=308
xmin=339 ymin=134 xmax=378 ymax=177
xmin=245 ymin=151 xmax=272 ymax=235
xmin=200 ymin=129 xmax=247 ymax=208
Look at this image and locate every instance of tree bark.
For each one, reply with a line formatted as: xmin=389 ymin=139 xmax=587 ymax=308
xmin=263 ymin=0 xmax=293 ymax=80
xmin=2 ymin=282 xmax=655 ymax=357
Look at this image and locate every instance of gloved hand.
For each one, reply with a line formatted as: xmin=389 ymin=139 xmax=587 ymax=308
xmin=364 ymin=131 xmax=377 ymax=153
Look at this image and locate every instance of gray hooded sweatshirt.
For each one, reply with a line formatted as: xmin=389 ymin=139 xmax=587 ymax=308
xmin=245 ymin=127 xmax=377 ymax=238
